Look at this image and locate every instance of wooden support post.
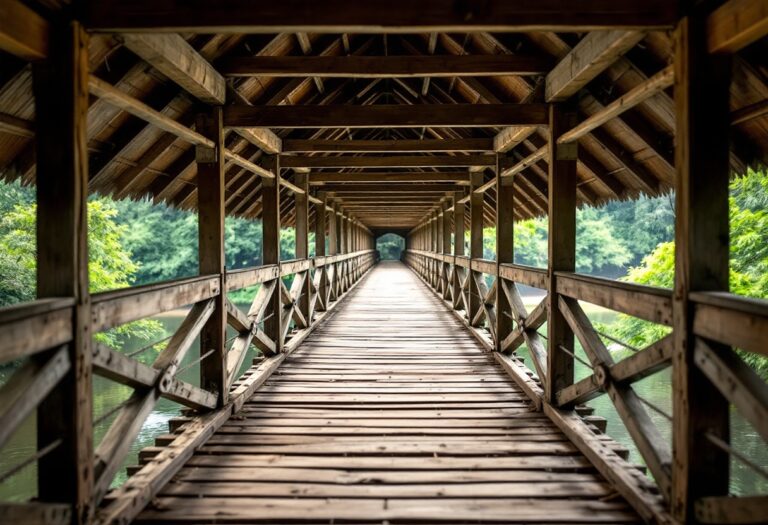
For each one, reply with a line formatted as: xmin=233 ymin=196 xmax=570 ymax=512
xmin=294 ymin=172 xmax=311 ymax=323
xmin=672 ymin=13 xmax=732 ymax=522
xmin=496 ymin=154 xmax=515 ymax=351
xmin=196 ymin=106 xmax=227 ymax=404
xmin=441 ymin=198 xmax=452 ymax=299
xmin=328 ymin=199 xmax=338 ymax=256
xmin=33 ymin=20 xmax=94 ymax=523
xmin=453 ymin=190 xmax=466 ymax=304
xmin=262 ymin=154 xmax=282 ymax=351
xmin=546 ymin=105 xmax=578 ymax=405
xmin=315 ymin=191 xmax=328 ymax=311
xmin=469 ymin=172 xmax=484 ymax=324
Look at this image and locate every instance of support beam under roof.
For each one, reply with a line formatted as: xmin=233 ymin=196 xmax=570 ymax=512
xmin=281 ymin=154 xmax=495 ymax=169
xmin=219 ymin=55 xmax=551 ymax=77
xmin=120 ymin=33 xmax=226 ymax=104
xmin=83 ymin=0 xmax=680 ymax=32
xmin=283 ymin=138 xmax=494 ymax=153
xmin=223 ymin=103 xmax=549 ymax=128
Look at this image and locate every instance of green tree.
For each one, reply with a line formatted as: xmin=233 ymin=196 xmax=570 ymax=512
xmin=0 ymin=198 xmax=163 ymax=349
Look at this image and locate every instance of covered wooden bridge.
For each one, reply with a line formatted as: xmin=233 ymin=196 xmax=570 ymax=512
xmin=0 ymin=1 xmax=767 ymax=524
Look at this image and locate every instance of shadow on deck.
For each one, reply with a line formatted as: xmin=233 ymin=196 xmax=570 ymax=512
xmin=135 ymin=262 xmax=641 ymax=524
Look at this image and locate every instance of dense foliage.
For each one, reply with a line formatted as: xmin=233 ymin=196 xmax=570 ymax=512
xmin=377 ymin=233 xmax=405 ymax=260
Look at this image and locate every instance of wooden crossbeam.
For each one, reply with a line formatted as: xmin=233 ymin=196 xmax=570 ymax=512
xmin=282 ymin=155 xmax=495 ymax=168
xmin=707 ymin=0 xmax=768 ymax=53
xmin=283 ymin=138 xmax=494 ymax=152
xmin=319 ymin=183 xmax=460 ymax=193
xmin=310 ymin=172 xmax=469 ymax=183
xmin=83 ymin=0 xmax=680 ymax=32
xmin=546 ymin=31 xmax=645 ymax=102
xmin=223 ymin=104 xmax=549 ymax=129
xmin=219 ymin=55 xmax=550 ymax=77
xmin=0 ymin=0 xmax=48 ymax=60
xmin=119 ymin=33 xmax=226 ymax=104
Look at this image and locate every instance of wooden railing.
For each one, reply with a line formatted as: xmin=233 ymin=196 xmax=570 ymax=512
xmin=0 ymin=249 xmax=375 ymax=525
xmin=404 ymin=249 xmax=768 ymax=524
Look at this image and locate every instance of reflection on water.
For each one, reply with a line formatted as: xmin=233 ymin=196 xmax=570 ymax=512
xmin=0 ymin=309 xmax=254 ymax=502
xmin=1 ymin=302 xmax=766 ymax=502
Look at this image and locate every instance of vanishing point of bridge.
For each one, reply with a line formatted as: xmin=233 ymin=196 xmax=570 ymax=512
xmin=0 ymin=2 xmax=767 ymax=525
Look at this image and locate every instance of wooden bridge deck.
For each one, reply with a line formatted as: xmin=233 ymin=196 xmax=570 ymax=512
xmin=137 ymin=261 xmax=640 ymax=524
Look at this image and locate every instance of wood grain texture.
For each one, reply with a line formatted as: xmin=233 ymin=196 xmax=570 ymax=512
xmin=136 ymin=262 xmax=639 ymax=523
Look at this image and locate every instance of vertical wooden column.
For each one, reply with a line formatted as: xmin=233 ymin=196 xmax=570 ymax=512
xmin=546 ymin=104 xmax=578 ymax=405
xmin=328 ymin=200 xmax=338 ymax=256
xmin=196 ymin=107 xmax=227 ymax=404
xmin=453 ymin=190 xmax=466 ymax=305
xmin=262 ymin=155 xmax=282 ymax=351
xmin=496 ymin=155 xmax=515 ymax=351
xmin=469 ymin=172 xmax=484 ymax=322
xmin=294 ymin=172 xmax=311 ymax=323
xmin=315 ymin=191 xmax=328 ymax=311
xmin=33 ymin=20 xmax=94 ymax=522
xmin=672 ymin=13 xmax=731 ymax=522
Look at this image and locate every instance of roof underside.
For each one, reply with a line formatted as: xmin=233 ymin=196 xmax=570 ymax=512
xmin=1 ymin=4 xmax=767 ymax=231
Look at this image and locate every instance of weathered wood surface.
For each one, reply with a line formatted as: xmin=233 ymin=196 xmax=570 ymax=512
xmin=137 ymin=262 xmax=638 ymax=523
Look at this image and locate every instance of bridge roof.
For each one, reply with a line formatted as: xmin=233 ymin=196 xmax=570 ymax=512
xmin=0 ymin=1 xmax=766 ymax=231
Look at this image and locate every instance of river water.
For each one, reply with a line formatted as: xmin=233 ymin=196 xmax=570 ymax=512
xmin=1 ymin=303 xmax=765 ymax=501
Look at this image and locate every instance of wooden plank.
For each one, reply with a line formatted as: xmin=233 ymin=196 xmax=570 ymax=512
xmin=91 ymin=275 xmax=220 ymax=331
xmin=555 ymin=271 xmax=673 ymax=325
xmin=691 ymin=291 xmax=768 ymax=355
xmin=0 ymin=0 xmax=49 ymax=60
xmin=282 ymin=154 xmax=496 ymax=169
xmin=223 ymin=104 xmax=550 ymax=128
xmin=32 ymin=20 xmax=93 ymax=514
xmin=234 ymin=127 xmax=282 ymax=154
xmin=546 ymin=31 xmax=645 ymax=102
xmin=0 ymin=111 xmax=35 ymax=137
xmin=498 ymin=263 xmax=548 ymax=290
xmin=220 ymin=54 xmax=550 ymax=77
xmin=696 ymin=495 xmax=768 ymax=524
xmin=707 ymin=0 xmax=768 ymax=54
xmin=0 ymin=503 xmax=71 ymax=525
xmin=672 ymin=14 xmax=732 ymax=522
xmin=84 ymin=0 xmax=680 ymax=32
xmin=0 ymin=299 xmax=73 ymax=363
xmin=226 ymin=265 xmax=280 ymax=291
xmin=310 ymin=172 xmax=469 ymax=183
xmin=120 ymin=33 xmax=225 ymax=104
xmin=284 ymin=138 xmax=494 ymax=153
xmin=493 ymin=126 xmax=538 ymax=153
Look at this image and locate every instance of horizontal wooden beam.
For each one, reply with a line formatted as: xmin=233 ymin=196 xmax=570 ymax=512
xmin=283 ymin=138 xmax=494 ymax=152
xmin=88 ymin=76 xmax=274 ymax=179
xmin=320 ymin=183 xmax=460 ymax=193
xmin=0 ymin=112 xmax=34 ymax=138
xmin=707 ymin=0 xmax=768 ymax=54
xmin=310 ymin=172 xmax=469 ymax=183
xmin=234 ymin=127 xmax=282 ymax=154
xmin=493 ymin=126 xmax=538 ymax=153
xmin=84 ymin=1 xmax=680 ymax=32
xmin=282 ymin=154 xmax=494 ymax=169
xmin=0 ymin=0 xmax=49 ymax=60
xmin=120 ymin=33 xmax=226 ymax=104
xmin=546 ymin=30 xmax=645 ymax=102
xmin=223 ymin=104 xmax=550 ymax=129
xmin=220 ymin=54 xmax=550 ymax=77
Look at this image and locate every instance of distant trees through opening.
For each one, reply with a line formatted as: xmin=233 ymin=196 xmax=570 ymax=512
xmin=376 ymin=233 xmax=405 ymax=260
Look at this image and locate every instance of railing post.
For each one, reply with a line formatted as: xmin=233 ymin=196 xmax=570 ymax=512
xmin=329 ymin=199 xmax=338 ymax=256
xmin=196 ymin=106 xmax=227 ymax=404
xmin=262 ymin=154 xmax=282 ymax=351
xmin=672 ymin=12 xmax=731 ymax=522
xmin=441 ymin=197 xmax=452 ymax=299
xmin=33 ymin=19 xmax=94 ymax=523
xmin=315 ymin=191 xmax=328 ymax=311
xmin=545 ymin=104 xmax=577 ymax=405
xmin=295 ymin=172 xmax=311 ymax=324
xmin=453 ymin=190 xmax=466 ymax=306
xmin=495 ymin=154 xmax=514 ymax=351
xmin=469 ymin=171 xmax=484 ymax=323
